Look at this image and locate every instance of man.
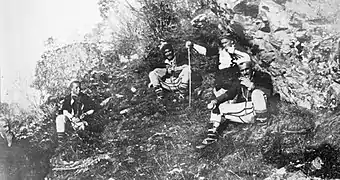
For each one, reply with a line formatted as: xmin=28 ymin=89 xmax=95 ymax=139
xmin=148 ymin=42 xmax=190 ymax=100
xmin=0 ymin=118 xmax=14 ymax=147
xmin=54 ymin=80 xmax=96 ymax=163
xmin=197 ymin=58 xmax=273 ymax=148
xmin=186 ymin=35 xmax=250 ymax=70
xmin=186 ymin=35 xmax=251 ymax=101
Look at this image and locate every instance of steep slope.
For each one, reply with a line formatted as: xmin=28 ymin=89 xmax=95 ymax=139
xmin=33 ymin=0 xmax=340 ymax=179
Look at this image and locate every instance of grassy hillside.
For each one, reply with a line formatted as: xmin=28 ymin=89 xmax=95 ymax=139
xmin=46 ymin=58 xmax=340 ymax=180
xmin=4 ymin=0 xmax=340 ymax=179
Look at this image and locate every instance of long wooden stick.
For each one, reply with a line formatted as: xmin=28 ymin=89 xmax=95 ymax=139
xmin=188 ymin=48 xmax=192 ymax=108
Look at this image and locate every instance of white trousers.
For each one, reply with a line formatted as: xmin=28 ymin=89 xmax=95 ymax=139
xmin=56 ymin=115 xmax=87 ymax=132
xmin=210 ymin=89 xmax=268 ymax=124
xmin=148 ymin=66 xmax=190 ymax=91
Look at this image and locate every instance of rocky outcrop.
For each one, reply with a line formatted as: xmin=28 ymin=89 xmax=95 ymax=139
xmin=194 ymin=0 xmax=340 ymax=110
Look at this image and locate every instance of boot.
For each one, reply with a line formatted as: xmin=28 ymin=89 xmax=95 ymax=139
xmin=255 ymin=112 xmax=268 ymax=126
xmin=155 ymin=86 xmax=164 ymax=100
xmin=177 ymin=83 xmax=188 ymax=102
xmin=196 ymin=123 xmax=218 ymax=149
xmin=52 ymin=132 xmax=72 ymax=166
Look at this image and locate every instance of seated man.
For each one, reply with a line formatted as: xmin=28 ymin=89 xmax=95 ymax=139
xmin=148 ymin=42 xmax=190 ymax=101
xmin=186 ymin=34 xmax=250 ymax=103
xmin=197 ymin=58 xmax=273 ymax=148
xmin=0 ymin=118 xmax=14 ymax=147
xmin=186 ymin=34 xmax=250 ymax=71
xmin=55 ymin=80 xmax=96 ymax=156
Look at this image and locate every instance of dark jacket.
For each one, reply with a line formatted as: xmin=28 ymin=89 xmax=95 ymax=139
xmin=215 ymin=70 xmax=273 ymax=104
xmin=61 ymin=92 xmax=95 ymax=118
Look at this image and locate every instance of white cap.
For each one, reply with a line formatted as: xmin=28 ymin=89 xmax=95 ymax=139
xmin=234 ymin=51 xmax=252 ymax=65
xmin=68 ymin=79 xmax=81 ymax=87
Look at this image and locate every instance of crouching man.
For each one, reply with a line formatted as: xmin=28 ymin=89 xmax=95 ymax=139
xmin=148 ymin=42 xmax=191 ymax=101
xmin=197 ymin=59 xmax=273 ymax=148
xmin=54 ymin=80 xmax=96 ymax=164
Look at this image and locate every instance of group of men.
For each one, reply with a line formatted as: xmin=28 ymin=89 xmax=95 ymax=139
xmin=53 ymin=33 xmax=273 ymax=164
xmin=148 ymin=34 xmax=273 ymax=148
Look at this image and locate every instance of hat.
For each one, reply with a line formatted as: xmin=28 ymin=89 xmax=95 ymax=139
xmin=219 ymin=32 xmax=235 ymax=40
xmin=159 ymin=42 xmax=174 ymax=53
xmin=69 ymin=79 xmax=81 ymax=88
xmin=235 ymin=52 xmax=252 ymax=67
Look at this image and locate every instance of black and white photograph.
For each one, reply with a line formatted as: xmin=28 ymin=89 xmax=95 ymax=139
xmin=1 ymin=0 xmax=340 ymax=179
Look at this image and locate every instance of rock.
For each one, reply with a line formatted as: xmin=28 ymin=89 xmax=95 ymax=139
xmin=259 ymin=0 xmax=291 ymax=32
xmin=100 ymin=97 xmax=113 ymax=107
xmin=326 ymin=82 xmax=340 ymax=109
xmin=311 ymin=156 xmax=323 ymax=170
xmin=233 ymin=1 xmax=259 ymax=18
xmin=215 ymin=0 xmax=244 ymax=10
xmin=115 ymin=94 xmax=124 ymax=98
xmin=130 ymin=87 xmax=137 ymax=93
xmin=120 ymin=108 xmax=130 ymax=115
xmin=191 ymin=10 xmax=219 ymax=28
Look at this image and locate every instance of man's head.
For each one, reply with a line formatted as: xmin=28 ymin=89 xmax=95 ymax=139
xmin=0 ymin=119 xmax=9 ymax=134
xmin=238 ymin=60 xmax=254 ymax=79
xmin=160 ymin=43 xmax=175 ymax=60
xmin=69 ymin=80 xmax=81 ymax=96
xmin=219 ymin=35 xmax=235 ymax=49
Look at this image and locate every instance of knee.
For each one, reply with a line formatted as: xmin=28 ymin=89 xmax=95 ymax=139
xmin=251 ymin=89 xmax=265 ymax=100
xmin=149 ymin=70 xmax=156 ymax=78
xmin=182 ymin=66 xmax=190 ymax=73
xmin=56 ymin=115 xmax=66 ymax=124
xmin=210 ymin=113 xmax=221 ymax=123
xmin=56 ymin=115 xmax=67 ymax=132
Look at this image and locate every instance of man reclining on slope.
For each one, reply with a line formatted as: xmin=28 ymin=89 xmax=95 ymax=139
xmin=197 ymin=58 xmax=273 ymax=148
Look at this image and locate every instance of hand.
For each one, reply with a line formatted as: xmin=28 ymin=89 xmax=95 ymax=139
xmin=79 ymin=113 xmax=87 ymax=120
xmin=166 ymin=65 xmax=174 ymax=74
xmin=72 ymin=121 xmax=88 ymax=131
xmin=71 ymin=117 xmax=80 ymax=123
xmin=239 ymin=77 xmax=254 ymax=90
xmin=207 ymin=100 xmax=217 ymax=110
xmin=185 ymin=41 xmax=193 ymax=49
xmin=227 ymin=46 xmax=235 ymax=54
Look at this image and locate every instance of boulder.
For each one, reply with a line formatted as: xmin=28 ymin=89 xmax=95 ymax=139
xmin=215 ymin=0 xmax=245 ymax=10
xmin=259 ymin=0 xmax=291 ymax=32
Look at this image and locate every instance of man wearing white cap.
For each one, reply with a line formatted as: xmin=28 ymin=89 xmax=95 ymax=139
xmin=148 ymin=42 xmax=190 ymax=101
xmin=186 ymin=34 xmax=251 ymax=101
xmin=197 ymin=58 xmax=273 ymax=148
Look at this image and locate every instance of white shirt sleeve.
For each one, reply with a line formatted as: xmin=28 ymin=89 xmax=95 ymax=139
xmin=193 ymin=44 xmax=207 ymax=55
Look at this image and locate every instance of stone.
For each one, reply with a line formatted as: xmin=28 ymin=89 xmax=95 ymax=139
xmin=215 ymin=0 xmax=244 ymax=10
xmin=259 ymin=0 xmax=291 ymax=32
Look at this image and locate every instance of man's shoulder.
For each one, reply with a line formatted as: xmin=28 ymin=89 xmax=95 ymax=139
xmin=254 ymin=70 xmax=271 ymax=78
xmin=63 ymin=94 xmax=72 ymax=101
xmin=79 ymin=92 xmax=91 ymax=99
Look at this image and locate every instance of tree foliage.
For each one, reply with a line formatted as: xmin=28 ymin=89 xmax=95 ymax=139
xmin=32 ymin=40 xmax=102 ymax=97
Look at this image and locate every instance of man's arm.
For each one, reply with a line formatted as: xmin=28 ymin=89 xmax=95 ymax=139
xmin=253 ymin=71 xmax=273 ymax=95
xmin=151 ymin=63 xmax=168 ymax=69
xmin=215 ymin=85 xmax=239 ymax=104
xmin=174 ymin=64 xmax=188 ymax=71
xmin=80 ymin=94 xmax=96 ymax=120
xmin=63 ymin=110 xmax=73 ymax=120
xmin=61 ymin=96 xmax=73 ymax=119
xmin=186 ymin=41 xmax=219 ymax=57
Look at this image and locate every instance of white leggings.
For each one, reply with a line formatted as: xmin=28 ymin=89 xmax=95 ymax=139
xmin=210 ymin=89 xmax=268 ymax=124
xmin=56 ymin=115 xmax=68 ymax=133
xmin=148 ymin=66 xmax=190 ymax=91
